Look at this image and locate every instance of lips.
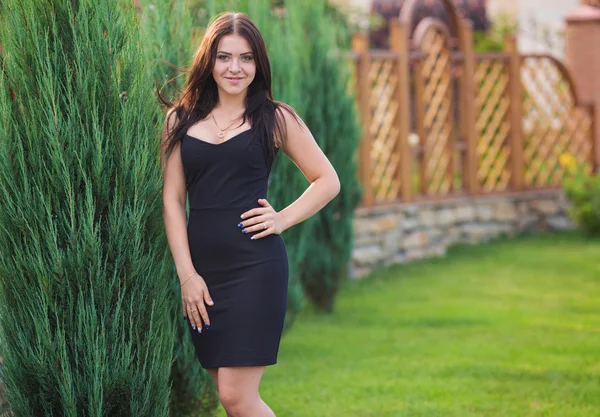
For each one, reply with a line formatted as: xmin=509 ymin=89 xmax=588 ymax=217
xmin=225 ymin=77 xmax=243 ymax=82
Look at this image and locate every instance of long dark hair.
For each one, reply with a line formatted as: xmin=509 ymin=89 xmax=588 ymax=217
xmin=157 ymin=11 xmax=298 ymax=164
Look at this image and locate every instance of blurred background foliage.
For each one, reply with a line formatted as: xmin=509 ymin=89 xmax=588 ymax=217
xmin=473 ymin=12 xmax=518 ymax=52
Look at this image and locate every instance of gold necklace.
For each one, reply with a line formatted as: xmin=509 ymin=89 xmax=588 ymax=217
xmin=210 ymin=112 xmax=242 ymax=139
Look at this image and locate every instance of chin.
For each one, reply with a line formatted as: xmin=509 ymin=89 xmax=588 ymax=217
xmin=221 ymin=86 xmax=248 ymax=96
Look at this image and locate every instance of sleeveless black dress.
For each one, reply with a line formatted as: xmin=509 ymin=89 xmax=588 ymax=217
xmin=181 ymin=128 xmax=289 ymax=369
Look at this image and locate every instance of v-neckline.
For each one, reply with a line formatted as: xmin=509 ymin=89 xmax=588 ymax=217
xmin=185 ymin=128 xmax=252 ymax=146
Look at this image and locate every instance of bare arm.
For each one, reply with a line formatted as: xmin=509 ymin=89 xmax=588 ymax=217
xmin=239 ymin=107 xmax=340 ymax=237
xmin=161 ymin=109 xmax=213 ymax=331
xmin=161 ymin=109 xmax=195 ymax=281
xmin=276 ymin=109 xmax=341 ymax=230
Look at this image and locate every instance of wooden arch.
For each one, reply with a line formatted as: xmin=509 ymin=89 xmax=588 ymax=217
xmin=399 ymin=0 xmax=464 ymax=40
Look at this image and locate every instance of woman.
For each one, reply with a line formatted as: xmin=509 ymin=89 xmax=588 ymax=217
xmin=160 ymin=11 xmax=340 ymax=417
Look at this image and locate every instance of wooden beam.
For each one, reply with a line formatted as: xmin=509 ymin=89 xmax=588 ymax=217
xmin=505 ymin=34 xmax=525 ymax=190
xmin=389 ymin=19 xmax=412 ymax=202
xmin=351 ymin=32 xmax=375 ymax=206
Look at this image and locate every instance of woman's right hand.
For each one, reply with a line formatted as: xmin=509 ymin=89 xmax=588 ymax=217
xmin=181 ymin=272 xmax=214 ymax=332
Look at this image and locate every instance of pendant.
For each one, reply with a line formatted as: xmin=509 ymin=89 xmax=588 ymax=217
xmin=217 ymin=131 xmax=225 ymax=138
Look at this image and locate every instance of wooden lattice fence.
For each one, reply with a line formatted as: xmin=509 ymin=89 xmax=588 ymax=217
xmin=369 ymin=53 xmax=402 ymax=201
xmin=352 ymin=10 xmax=597 ymax=207
xmin=414 ymin=19 xmax=457 ymax=196
xmin=521 ymin=55 xmax=594 ymax=186
xmin=474 ymin=54 xmax=512 ymax=192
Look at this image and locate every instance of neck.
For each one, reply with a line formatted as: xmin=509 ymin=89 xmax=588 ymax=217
xmin=215 ymin=90 xmax=246 ymax=115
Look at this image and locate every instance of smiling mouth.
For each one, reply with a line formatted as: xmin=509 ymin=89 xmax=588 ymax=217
xmin=225 ymin=77 xmax=243 ymax=80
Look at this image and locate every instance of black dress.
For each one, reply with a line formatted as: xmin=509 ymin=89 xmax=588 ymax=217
xmin=181 ymin=128 xmax=289 ymax=369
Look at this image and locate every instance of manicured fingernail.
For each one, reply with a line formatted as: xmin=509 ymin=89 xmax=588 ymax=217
xmin=205 ymin=324 xmax=211 ymax=330
xmin=192 ymin=325 xmax=196 ymax=330
xmin=250 ymin=236 xmax=256 ymax=240
xmin=198 ymin=328 xmax=202 ymax=334
xmin=242 ymin=229 xmax=247 ymax=233
xmin=240 ymin=214 xmax=245 ymax=219
xmin=184 ymin=316 xmax=187 ymax=320
xmin=237 ymin=222 xmax=243 ymax=227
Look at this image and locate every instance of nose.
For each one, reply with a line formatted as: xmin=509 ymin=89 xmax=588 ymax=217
xmin=229 ymin=58 xmax=241 ymax=74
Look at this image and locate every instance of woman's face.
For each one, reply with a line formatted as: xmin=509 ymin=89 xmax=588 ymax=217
xmin=212 ymin=34 xmax=256 ymax=98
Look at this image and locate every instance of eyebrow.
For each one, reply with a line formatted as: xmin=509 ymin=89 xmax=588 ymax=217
xmin=216 ymin=51 xmax=253 ymax=55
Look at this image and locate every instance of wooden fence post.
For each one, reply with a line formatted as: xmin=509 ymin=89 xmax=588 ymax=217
xmin=566 ymin=6 xmax=600 ymax=172
xmin=351 ymin=32 xmax=374 ymax=206
xmin=505 ymin=34 xmax=525 ymax=190
xmin=413 ymin=56 xmax=427 ymax=195
xmin=388 ymin=19 xmax=412 ymax=202
xmin=458 ymin=21 xmax=479 ymax=194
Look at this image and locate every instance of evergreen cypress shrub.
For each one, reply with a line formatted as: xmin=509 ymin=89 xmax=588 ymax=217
xmin=560 ymin=154 xmax=600 ymax=237
xmin=0 ymin=8 xmax=8 ymax=414
xmin=139 ymin=0 xmax=199 ymax=100
xmin=137 ymin=1 xmax=219 ymax=415
xmin=0 ymin=1 xmax=174 ymax=415
xmin=290 ymin=0 xmax=362 ymax=312
xmin=256 ymin=1 xmax=313 ymax=329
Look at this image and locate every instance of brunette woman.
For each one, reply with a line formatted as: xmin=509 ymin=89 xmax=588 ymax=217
xmin=160 ymin=11 xmax=340 ymax=417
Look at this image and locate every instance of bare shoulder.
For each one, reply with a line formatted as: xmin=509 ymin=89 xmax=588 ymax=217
xmin=164 ymin=107 xmax=179 ymax=133
xmin=275 ymin=101 xmax=302 ymax=127
xmin=272 ymin=102 xmax=336 ymax=185
xmin=162 ymin=107 xmax=181 ymax=147
xmin=160 ymin=107 xmax=181 ymax=169
xmin=274 ymin=101 xmax=308 ymax=148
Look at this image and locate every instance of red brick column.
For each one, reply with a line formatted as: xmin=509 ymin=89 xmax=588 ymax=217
xmin=565 ymin=5 xmax=600 ymax=171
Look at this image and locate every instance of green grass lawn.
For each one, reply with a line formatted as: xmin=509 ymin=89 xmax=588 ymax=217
xmin=253 ymin=233 xmax=600 ymax=417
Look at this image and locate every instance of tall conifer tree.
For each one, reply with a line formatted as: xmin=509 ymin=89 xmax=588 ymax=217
xmin=137 ymin=0 xmax=218 ymax=414
xmin=0 ymin=1 xmax=174 ymax=415
xmin=293 ymin=0 xmax=362 ymax=312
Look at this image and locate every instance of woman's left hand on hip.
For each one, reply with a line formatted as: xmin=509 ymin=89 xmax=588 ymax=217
xmin=239 ymin=198 xmax=286 ymax=240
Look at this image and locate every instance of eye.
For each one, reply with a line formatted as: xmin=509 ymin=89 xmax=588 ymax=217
xmin=217 ymin=55 xmax=229 ymax=61
xmin=242 ymin=55 xmax=254 ymax=61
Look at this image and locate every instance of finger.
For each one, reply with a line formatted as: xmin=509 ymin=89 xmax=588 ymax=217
xmin=187 ymin=303 xmax=202 ymax=330
xmin=191 ymin=301 xmax=204 ymax=333
xmin=184 ymin=301 xmax=192 ymax=319
xmin=203 ymin=287 xmax=215 ymax=307
xmin=240 ymin=214 xmax=271 ymax=229
xmin=198 ymin=304 xmax=210 ymax=330
xmin=191 ymin=306 xmax=203 ymax=333
xmin=197 ymin=288 xmax=212 ymax=328
xmin=240 ymin=207 xmax=268 ymax=220
xmin=250 ymin=227 xmax=273 ymax=240
xmin=257 ymin=198 xmax=272 ymax=208
xmin=243 ymin=219 xmax=272 ymax=234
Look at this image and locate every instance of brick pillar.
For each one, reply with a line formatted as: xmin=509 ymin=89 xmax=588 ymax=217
xmin=565 ymin=5 xmax=600 ymax=171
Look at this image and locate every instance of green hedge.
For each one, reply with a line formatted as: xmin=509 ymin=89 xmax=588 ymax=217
xmin=0 ymin=1 xmax=174 ymax=415
xmin=138 ymin=0 xmax=218 ymax=414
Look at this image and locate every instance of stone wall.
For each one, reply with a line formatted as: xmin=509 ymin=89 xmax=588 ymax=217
xmin=351 ymin=190 xmax=574 ymax=278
